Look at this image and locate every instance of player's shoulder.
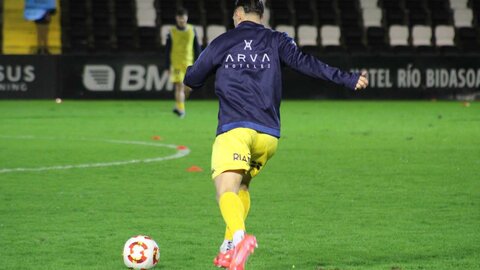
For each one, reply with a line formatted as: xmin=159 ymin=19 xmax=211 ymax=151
xmin=207 ymin=29 xmax=233 ymax=48
xmin=270 ymin=28 xmax=292 ymax=40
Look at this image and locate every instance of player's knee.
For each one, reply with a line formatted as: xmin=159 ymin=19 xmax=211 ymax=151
xmin=214 ymin=170 xmax=244 ymax=199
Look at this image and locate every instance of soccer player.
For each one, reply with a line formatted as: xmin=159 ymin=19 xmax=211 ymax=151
xmin=165 ymin=8 xmax=201 ymax=118
xmin=184 ymin=0 xmax=369 ymax=269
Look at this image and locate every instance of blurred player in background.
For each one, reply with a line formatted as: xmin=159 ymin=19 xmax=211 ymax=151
xmin=184 ymin=0 xmax=368 ymax=269
xmin=165 ymin=8 xmax=201 ymax=118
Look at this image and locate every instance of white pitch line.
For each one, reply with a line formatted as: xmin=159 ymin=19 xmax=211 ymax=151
xmin=0 ymin=136 xmax=190 ymax=174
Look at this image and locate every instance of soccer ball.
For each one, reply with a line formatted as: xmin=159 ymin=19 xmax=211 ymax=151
xmin=123 ymin=235 xmax=160 ymax=269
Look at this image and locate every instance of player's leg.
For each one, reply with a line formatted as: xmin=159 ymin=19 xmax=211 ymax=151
xmin=219 ymin=131 xmax=278 ymax=269
xmin=170 ymin=67 xmax=186 ymax=117
xmin=173 ymin=82 xmax=185 ymax=117
xmin=215 ymin=170 xmax=246 ymax=244
xmin=213 ymin=170 xmax=246 ymax=268
xmin=216 ymin=176 xmax=251 ymax=268
xmin=239 ymin=176 xmax=252 ymax=223
xmin=212 ymin=129 xmax=254 ymax=245
xmin=215 ymin=171 xmax=258 ymax=270
xmin=212 ymin=128 xmax=254 ymax=268
xmin=223 ymin=176 xmax=251 ymax=245
xmin=232 ymin=130 xmax=278 ymax=237
xmin=227 ymin=134 xmax=277 ymax=269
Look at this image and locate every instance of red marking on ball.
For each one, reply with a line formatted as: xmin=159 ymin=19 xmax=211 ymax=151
xmin=153 ymin=247 xmax=160 ymax=264
xmin=128 ymin=241 xmax=148 ymax=263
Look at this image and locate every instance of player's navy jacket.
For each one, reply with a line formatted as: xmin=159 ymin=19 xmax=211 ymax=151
xmin=184 ymin=21 xmax=360 ymax=138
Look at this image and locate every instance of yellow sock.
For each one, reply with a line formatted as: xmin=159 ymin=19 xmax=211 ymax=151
xmin=219 ymin=192 xmax=245 ymax=237
xmin=239 ymin=189 xmax=251 ymax=217
xmin=176 ymin=102 xmax=185 ymax=112
xmin=224 ymin=189 xmax=250 ymax=240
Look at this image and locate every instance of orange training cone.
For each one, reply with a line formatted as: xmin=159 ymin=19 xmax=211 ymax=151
xmin=187 ymin=166 xmax=203 ymax=172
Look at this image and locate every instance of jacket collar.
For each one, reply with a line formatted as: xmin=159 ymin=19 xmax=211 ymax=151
xmin=237 ymin=21 xmax=264 ymax=29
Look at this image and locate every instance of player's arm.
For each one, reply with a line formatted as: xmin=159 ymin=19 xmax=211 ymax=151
xmin=184 ymin=43 xmax=217 ymax=89
xmin=277 ymin=32 xmax=368 ymax=91
xmin=165 ymin=33 xmax=172 ymax=70
xmin=193 ymin=29 xmax=201 ymax=60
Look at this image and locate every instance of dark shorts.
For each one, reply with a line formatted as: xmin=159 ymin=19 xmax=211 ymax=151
xmin=35 ymin=9 xmax=56 ymax=24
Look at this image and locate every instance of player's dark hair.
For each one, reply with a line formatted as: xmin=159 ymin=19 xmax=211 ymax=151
xmin=176 ymin=7 xmax=188 ymax=16
xmin=234 ymin=0 xmax=264 ymax=17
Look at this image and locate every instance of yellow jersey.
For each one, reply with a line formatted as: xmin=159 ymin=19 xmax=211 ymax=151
xmin=169 ymin=24 xmax=196 ymax=69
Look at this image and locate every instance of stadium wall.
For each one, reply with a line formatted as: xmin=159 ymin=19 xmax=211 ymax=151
xmin=0 ymin=54 xmax=479 ymax=100
xmin=0 ymin=55 xmax=58 ymax=98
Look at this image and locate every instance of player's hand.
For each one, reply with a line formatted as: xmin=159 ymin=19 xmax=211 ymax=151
xmin=355 ymin=70 xmax=368 ymax=91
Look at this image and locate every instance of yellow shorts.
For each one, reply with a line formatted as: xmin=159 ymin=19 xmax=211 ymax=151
xmin=170 ymin=66 xmax=187 ymax=83
xmin=211 ymin=128 xmax=278 ymax=179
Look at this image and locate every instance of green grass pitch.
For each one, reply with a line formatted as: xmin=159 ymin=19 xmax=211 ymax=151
xmin=0 ymin=100 xmax=479 ymax=270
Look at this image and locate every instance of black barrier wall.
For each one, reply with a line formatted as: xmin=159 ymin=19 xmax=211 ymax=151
xmin=1 ymin=54 xmax=479 ymax=99
xmin=284 ymin=55 xmax=480 ymax=99
xmin=61 ymin=55 xmax=178 ymax=99
xmin=0 ymin=55 xmax=58 ymax=99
